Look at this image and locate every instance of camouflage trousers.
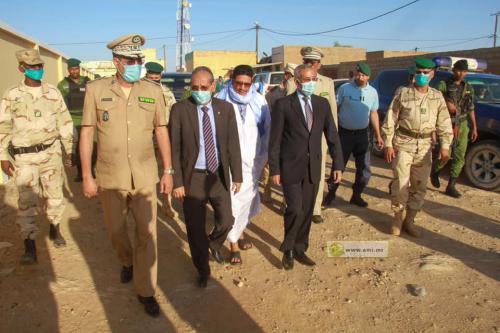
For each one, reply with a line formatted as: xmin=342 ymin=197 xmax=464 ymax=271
xmin=14 ymin=141 xmax=65 ymax=240
xmin=390 ymin=145 xmax=432 ymax=213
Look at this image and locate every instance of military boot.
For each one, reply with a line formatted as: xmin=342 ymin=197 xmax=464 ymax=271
xmin=390 ymin=211 xmax=404 ymax=236
xmin=49 ymin=224 xmax=67 ymax=247
xmin=20 ymin=239 xmax=37 ymax=265
xmin=430 ymin=170 xmax=441 ymax=188
xmin=445 ymin=177 xmax=461 ymax=198
xmin=403 ymin=209 xmax=421 ymax=237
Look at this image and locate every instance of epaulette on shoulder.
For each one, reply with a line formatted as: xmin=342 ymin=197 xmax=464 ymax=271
xmin=141 ymin=77 xmax=161 ymax=86
xmin=87 ymin=76 xmax=109 ymax=85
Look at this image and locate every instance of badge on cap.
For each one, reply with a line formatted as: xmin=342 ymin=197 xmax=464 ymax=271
xmin=132 ymin=35 xmax=142 ymax=44
xmin=34 ymin=111 xmax=41 ymax=117
xmin=103 ymin=111 xmax=110 ymax=121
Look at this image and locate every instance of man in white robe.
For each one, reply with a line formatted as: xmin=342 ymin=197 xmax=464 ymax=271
xmin=216 ymin=65 xmax=271 ymax=265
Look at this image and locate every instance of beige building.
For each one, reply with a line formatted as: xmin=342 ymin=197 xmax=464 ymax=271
xmin=185 ymin=50 xmax=257 ymax=78
xmin=82 ymin=48 xmax=166 ymax=78
xmin=0 ymin=23 xmax=86 ymax=94
xmin=271 ymin=45 xmax=366 ymax=68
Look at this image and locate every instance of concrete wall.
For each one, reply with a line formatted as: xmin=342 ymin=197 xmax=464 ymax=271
xmin=328 ymin=47 xmax=500 ymax=79
xmin=272 ymin=45 xmax=366 ymax=68
xmin=185 ymin=50 xmax=256 ymax=78
xmin=0 ymin=24 xmax=68 ymax=94
xmin=366 ymin=50 xmax=427 ymax=60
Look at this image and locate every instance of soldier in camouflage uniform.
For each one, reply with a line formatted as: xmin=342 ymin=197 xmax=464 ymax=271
xmin=57 ymin=58 xmax=94 ymax=182
xmin=286 ymin=47 xmax=338 ymax=224
xmin=382 ymin=58 xmax=453 ymax=238
xmin=430 ymin=59 xmax=478 ymax=198
xmin=144 ymin=61 xmax=177 ymax=218
xmin=0 ymin=49 xmax=73 ymax=264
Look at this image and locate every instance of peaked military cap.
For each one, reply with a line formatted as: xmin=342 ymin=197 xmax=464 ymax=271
xmin=107 ymin=34 xmax=145 ymax=58
xmin=300 ymin=46 xmax=324 ymax=61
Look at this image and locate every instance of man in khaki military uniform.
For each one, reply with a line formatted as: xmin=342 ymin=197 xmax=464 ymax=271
xmin=0 ymin=49 xmax=73 ymax=264
xmin=382 ymin=58 xmax=453 ymax=237
xmin=79 ymin=34 xmax=173 ymax=318
xmin=144 ymin=61 xmax=178 ymax=218
xmin=286 ymin=46 xmax=338 ymax=224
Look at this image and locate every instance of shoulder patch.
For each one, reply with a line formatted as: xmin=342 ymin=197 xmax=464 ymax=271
xmin=139 ymin=96 xmax=155 ymax=104
xmin=320 ymin=92 xmax=329 ymax=97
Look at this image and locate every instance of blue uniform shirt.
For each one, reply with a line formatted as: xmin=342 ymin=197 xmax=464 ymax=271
xmin=195 ymin=101 xmax=220 ymax=169
xmin=337 ymin=82 xmax=379 ymax=130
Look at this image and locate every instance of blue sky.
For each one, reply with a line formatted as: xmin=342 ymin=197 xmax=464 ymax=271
xmin=1 ymin=0 xmax=498 ymax=71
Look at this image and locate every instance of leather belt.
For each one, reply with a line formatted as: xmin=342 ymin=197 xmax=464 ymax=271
xmin=339 ymin=126 xmax=368 ymax=135
xmin=12 ymin=141 xmax=55 ymax=155
xmin=397 ymin=127 xmax=432 ymax=139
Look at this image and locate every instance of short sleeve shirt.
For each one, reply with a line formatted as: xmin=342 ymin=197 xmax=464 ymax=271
xmin=337 ymin=82 xmax=379 ymax=130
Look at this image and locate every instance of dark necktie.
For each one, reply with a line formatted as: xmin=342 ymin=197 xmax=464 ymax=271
xmin=201 ymin=106 xmax=218 ymax=172
xmin=303 ymin=96 xmax=313 ymax=132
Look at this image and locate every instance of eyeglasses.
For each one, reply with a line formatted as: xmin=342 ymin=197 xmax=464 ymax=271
xmin=233 ymin=81 xmax=252 ymax=88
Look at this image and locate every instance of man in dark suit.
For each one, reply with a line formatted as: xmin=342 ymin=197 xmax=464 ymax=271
xmin=269 ymin=64 xmax=344 ymax=270
xmin=169 ymin=66 xmax=243 ymax=288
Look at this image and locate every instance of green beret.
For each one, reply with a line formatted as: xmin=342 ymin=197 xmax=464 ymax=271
xmin=145 ymin=62 xmax=164 ymax=74
xmin=407 ymin=65 xmax=416 ymax=75
xmin=67 ymin=58 xmax=81 ymax=68
xmin=453 ymin=59 xmax=468 ymax=71
xmin=356 ymin=62 xmax=371 ymax=76
xmin=415 ymin=58 xmax=436 ymax=69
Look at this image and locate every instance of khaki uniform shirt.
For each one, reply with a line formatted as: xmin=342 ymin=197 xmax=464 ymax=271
xmin=382 ymin=85 xmax=453 ymax=153
xmin=286 ymin=73 xmax=338 ymax=126
xmin=0 ymin=81 xmax=73 ymax=160
xmin=160 ymin=83 xmax=175 ymax=124
xmin=82 ymin=76 xmax=167 ymax=190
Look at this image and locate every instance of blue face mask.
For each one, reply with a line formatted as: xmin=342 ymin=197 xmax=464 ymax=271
xmin=24 ymin=68 xmax=44 ymax=81
xmin=192 ymin=90 xmax=212 ymax=105
xmin=300 ymin=81 xmax=317 ymax=97
xmin=122 ymin=64 xmax=142 ymax=82
xmin=415 ymin=73 xmax=430 ymax=87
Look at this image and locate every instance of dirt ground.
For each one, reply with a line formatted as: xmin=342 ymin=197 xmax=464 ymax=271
xmin=0 ymin=156 xmax=499 ymax=333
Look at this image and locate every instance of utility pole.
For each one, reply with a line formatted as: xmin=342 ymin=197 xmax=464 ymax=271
xmin=255 ymin=21 xmax=260 ymax=64
xmin=492 ymin=12 xmax=500 ymax=47
xmin=162 ymin=44 xmax=167 ymax=70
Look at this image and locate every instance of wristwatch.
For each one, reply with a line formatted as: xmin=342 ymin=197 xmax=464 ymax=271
xmin=163 ymin=168 xmax=175 ymax=175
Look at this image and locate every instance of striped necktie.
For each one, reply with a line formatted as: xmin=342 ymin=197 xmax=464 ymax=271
xmin=201 ymin=106 xmax=218 ymax=172
xmin=303 ymin=96 xmax=313 ymax=132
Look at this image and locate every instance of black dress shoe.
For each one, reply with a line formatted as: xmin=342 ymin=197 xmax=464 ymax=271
xmin=311 ymin=215 xmax=324 ymax=224
xmin=137 ymin=295 xmax=160 ymax=318
xmin=198 ymin=275 xmax=209 ymax=288
xmin=282 ymin=250 xmax=294 ymax=270
xmin=295 ymin=252 xmax=316 ymax=266
xmin=120 ymin=266 xmax=133 ymax=283
xmin=322 ymin=191 xmax=336 ymax=207
xmin=350 ymin=193 xmax=368 ymax=207
xmin=210 ymin=248 xmax=225 ymax=264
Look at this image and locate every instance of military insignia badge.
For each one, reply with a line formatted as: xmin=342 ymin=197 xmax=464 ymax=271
xmin=138 ymin=97 xmax=155 ymax=104
xmin=103 ymin=111 xmax=110 ymax=121
xmin=34 ymin=111 xmax=41 ymax=117
xmin=320 ymin=92 xmax=329 ymax=97
xmin=132 ymin=35 xmax=142 ymax=44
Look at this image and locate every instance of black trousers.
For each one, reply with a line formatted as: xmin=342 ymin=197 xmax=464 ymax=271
xmin=280 ymin=165 xmax=319 ymax=254
xmin=183 ymin=169 xmax=234 ymax=277
xmin=330 ymin=127 xmax=371 ymax=195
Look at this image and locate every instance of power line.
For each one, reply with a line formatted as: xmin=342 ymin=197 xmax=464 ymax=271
xmin=260 ymin=0 xmax=421 ymax=36
xmin=416 ymin=35 xmax=492 ymax=50
xmin=48 ymin=28 xmax=253 ymax=46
